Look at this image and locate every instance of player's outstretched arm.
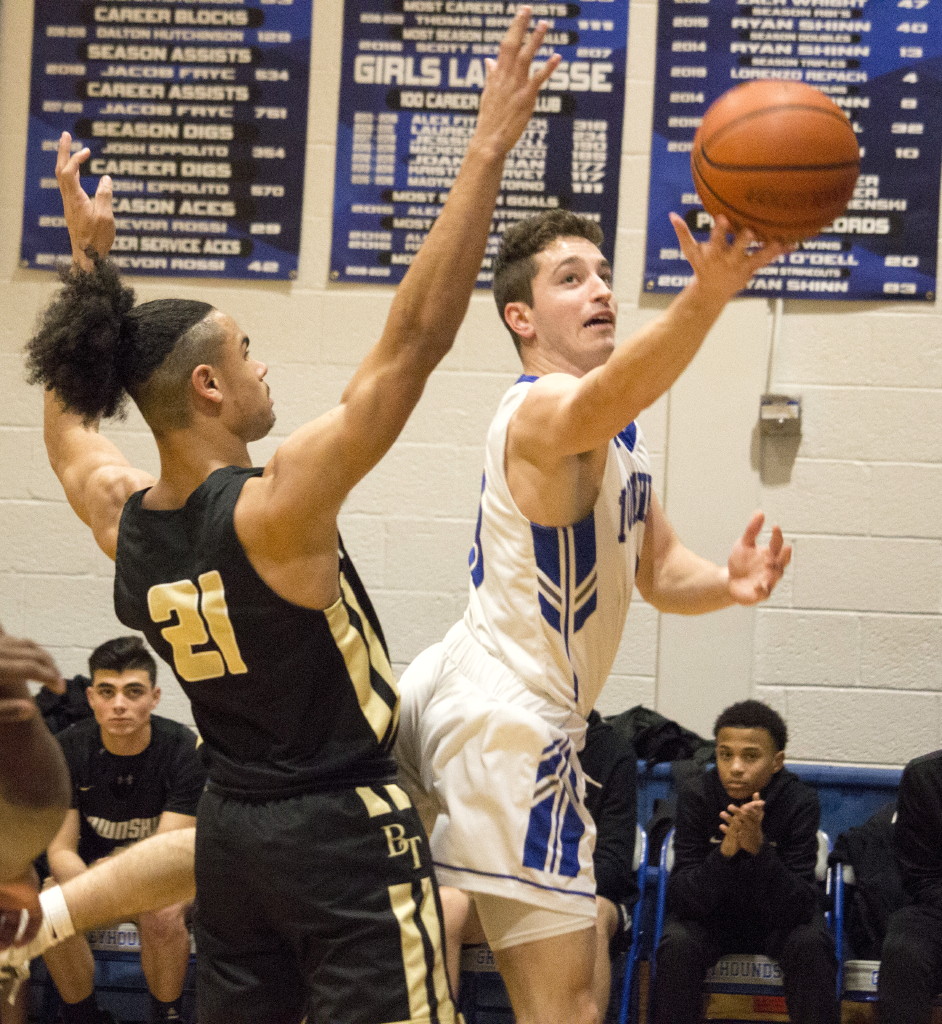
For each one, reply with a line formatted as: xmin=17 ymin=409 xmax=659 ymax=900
xmin=42 ymin=391 xmax=155 ymax=560
xmin=32 ymin=137 xmax=154 ymax=558
xmin=0 ymin=828 xmax=196 ymax=968
xmin=635 ymin=498 xmax=791 ymax=614
xmin=521 ymin=216 xmax=792 ymax=460
xmin=260 ymin=8 xmax=561 ymax=525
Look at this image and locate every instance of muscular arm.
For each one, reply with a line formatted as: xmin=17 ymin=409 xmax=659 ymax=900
xmin=36 ymin=137 xmax=154 ymax=560
xmin=242 ymin=13 xmax=561 ymax=564
xmin=43 ymin=391 xmax=155 ymax=560
xmin=511 ymin=218 xmax=791 ymax=467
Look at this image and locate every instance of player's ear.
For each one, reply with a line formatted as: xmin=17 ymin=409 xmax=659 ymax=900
xmin=772 ymin=748 xmax=785 ymax=773
xmin=192 ymin=364 xmax=222 ymax=404
xmin=151 ymin=685 xmax=161 ymax=708
xmin=504 ymin=302 xmax=535 ymax=341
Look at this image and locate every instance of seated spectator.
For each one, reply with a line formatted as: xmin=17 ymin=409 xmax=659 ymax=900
xmin=441 ymin=709 xmax=638 ymax=1020
xmin=652 ymin=699 xmax=838 ymax=1024
xmin=42 ymin=637 xmax=206 ymax=1024
xmin=877 ymin=748 xmax=942 ymax=1024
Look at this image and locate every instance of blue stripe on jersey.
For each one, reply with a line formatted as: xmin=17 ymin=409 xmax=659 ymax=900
xmin=531 ymin=515 xmax=598 ymax=700
xmin=469 ymin=473 xmax=486 ymax=588
xmin=523 ymin=738 xmax=585 ymax=878
xmin=615 ymin=422 xmax=637 ymax=451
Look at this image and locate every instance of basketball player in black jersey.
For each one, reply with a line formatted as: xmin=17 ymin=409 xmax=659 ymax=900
xmin=25 ymin=11 xmax=559 ymax=1023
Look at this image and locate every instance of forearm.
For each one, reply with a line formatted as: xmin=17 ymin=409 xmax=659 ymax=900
xmin=382 ymin=134 xmax=509 ymax=366
xmin=592 ymin=280 xmax=734 ymax=435
xmin=642 ymin=541 xmax=733 ymax=615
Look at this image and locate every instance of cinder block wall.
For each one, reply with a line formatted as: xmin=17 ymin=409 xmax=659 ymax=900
xmin=1 ymin=1 xmax=939 ymax=764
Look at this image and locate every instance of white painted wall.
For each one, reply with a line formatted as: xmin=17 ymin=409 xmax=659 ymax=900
xmin=1 ymin=1 xmax=939 ymax=764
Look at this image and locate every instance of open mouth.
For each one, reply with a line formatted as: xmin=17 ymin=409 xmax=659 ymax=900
xmin=584 ymin=312 xmax=614 ymax=329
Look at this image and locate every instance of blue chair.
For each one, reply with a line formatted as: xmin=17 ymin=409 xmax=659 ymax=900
xmin=647 ymin=828 xmax=834 ymax=1021
xmin=832 ymin=861 xmax=942 ymax=1013
xmin=616 ymin=824 xmax=649 ymax=1024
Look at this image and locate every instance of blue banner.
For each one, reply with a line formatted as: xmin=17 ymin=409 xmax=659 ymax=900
xmin=330 ymin=0 xmax=630 ymax=286
xmin=645 ymin=0 xmax=942 ymax=301
xmin=21 ymin=0 xmax=313 ymax=279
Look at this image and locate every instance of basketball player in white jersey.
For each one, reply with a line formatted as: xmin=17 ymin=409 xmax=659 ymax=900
xmin=396 ymin=211 xmax=793 ymax=1024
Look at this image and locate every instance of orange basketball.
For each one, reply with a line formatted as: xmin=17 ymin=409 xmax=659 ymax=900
xmin=691 ymin=80 xmax=860 ymax=243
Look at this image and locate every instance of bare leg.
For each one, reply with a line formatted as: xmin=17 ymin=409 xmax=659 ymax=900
xmin=493 ymin=926 xmax=599 ymax=1024
xmin=439 ymin=887 xmax=472 ymax=998
xmin=137 ymin=903 xmax=191 ymax=1003
xmin=592 ymin=896 xmax=619 ymax=1022
xmin=439 ymin=887 xmax=488 ymax=999
xmin=42 ymin=934 xmax=95 ymax=1004
xmin=62 ymin=829 xmax=195 ymax=934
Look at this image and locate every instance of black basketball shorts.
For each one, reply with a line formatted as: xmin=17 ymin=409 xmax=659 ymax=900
xmin=194 ymin=782 xmax=459 ymax=1024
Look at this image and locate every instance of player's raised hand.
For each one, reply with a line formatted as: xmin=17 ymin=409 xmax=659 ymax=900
xmin=476 ymin=7 xmax=561 ymax=157
xmin=55 ymin=131 xmax=115 ymax=269
xmin=726 ymin=511 xmax=792 ymax=605
xmin=670 ymin=212 xmax=792 ymax=303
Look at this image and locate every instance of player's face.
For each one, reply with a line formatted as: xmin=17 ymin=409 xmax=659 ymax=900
xmin=715 ymin=726 xmax=784 ymax=801
xmin=514 ymin=236 xmax=616 ymax=374
xmin=213 ymin=312 xmax=275 ymax=442
xmin=87 ymin=669 xmax=159 ymax=742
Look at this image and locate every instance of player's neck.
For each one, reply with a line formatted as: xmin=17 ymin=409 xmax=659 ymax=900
xmin=144 ymin=428 xmax=252 ymax=511
xmin=100 ymin=721 xmax=152 ymax=756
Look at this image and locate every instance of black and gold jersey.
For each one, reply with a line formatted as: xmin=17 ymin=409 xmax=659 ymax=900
xmin=114 ymin=466 xmax=399 ymax=799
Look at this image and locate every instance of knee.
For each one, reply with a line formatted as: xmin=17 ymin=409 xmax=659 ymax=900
xmin=138 ymin=902 xmax=190 ymax=946
xmin=782 ymin=922 xmax=834 ymax=957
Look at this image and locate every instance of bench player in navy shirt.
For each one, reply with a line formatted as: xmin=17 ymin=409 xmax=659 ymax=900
xmin=25 ymin=11 xmax=560 ymax=1023
xmin=44 ymin=636 xmax=204 ymax=1024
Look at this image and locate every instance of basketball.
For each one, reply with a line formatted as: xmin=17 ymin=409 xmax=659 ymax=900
xmin=691 ymin=80 xmax=860 ymax=243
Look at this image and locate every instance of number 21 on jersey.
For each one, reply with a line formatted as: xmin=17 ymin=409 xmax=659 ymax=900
xmin=148 ymin=570 xmax=248 ymax=682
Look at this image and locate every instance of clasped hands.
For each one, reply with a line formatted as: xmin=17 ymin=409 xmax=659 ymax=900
xmin=719 ymin=795 xmax=765 ymax=857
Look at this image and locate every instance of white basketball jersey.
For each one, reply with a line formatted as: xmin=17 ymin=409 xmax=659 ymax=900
xmin=464 ymin=376 xmax=652 ymax=717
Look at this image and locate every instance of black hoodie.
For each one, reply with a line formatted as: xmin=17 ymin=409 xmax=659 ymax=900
xmin=667 ymin=765 xmax=821 ymax=941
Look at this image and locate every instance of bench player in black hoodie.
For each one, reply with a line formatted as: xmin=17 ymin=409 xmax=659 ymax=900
xmin=652 ymin=699 xmax=838 ymax=1024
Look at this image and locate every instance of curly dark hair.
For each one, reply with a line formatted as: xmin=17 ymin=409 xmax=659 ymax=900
xmin=714 ymin=699 xmax=788 ymax=752
xmin=492 ymin=210 xmax=604 ymax=353
xmin=25 ymin=252 xmax=216 ymax=430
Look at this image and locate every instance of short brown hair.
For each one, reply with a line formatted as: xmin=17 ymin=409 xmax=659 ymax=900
xmin=492 ymin=211 xmax=604 ymax=353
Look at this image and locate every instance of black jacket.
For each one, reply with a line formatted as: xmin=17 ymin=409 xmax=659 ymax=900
xmin=667 ymin=766 xmax=821 ymax=939
xmin=581 ymin=710 xmax=638 ymax=908
xmin=895 ymin=748 xmax=942 ymax=913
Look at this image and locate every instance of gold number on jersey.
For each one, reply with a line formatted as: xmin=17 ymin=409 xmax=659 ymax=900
xmin=148 ymin=571 xmax=248 ymax=682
